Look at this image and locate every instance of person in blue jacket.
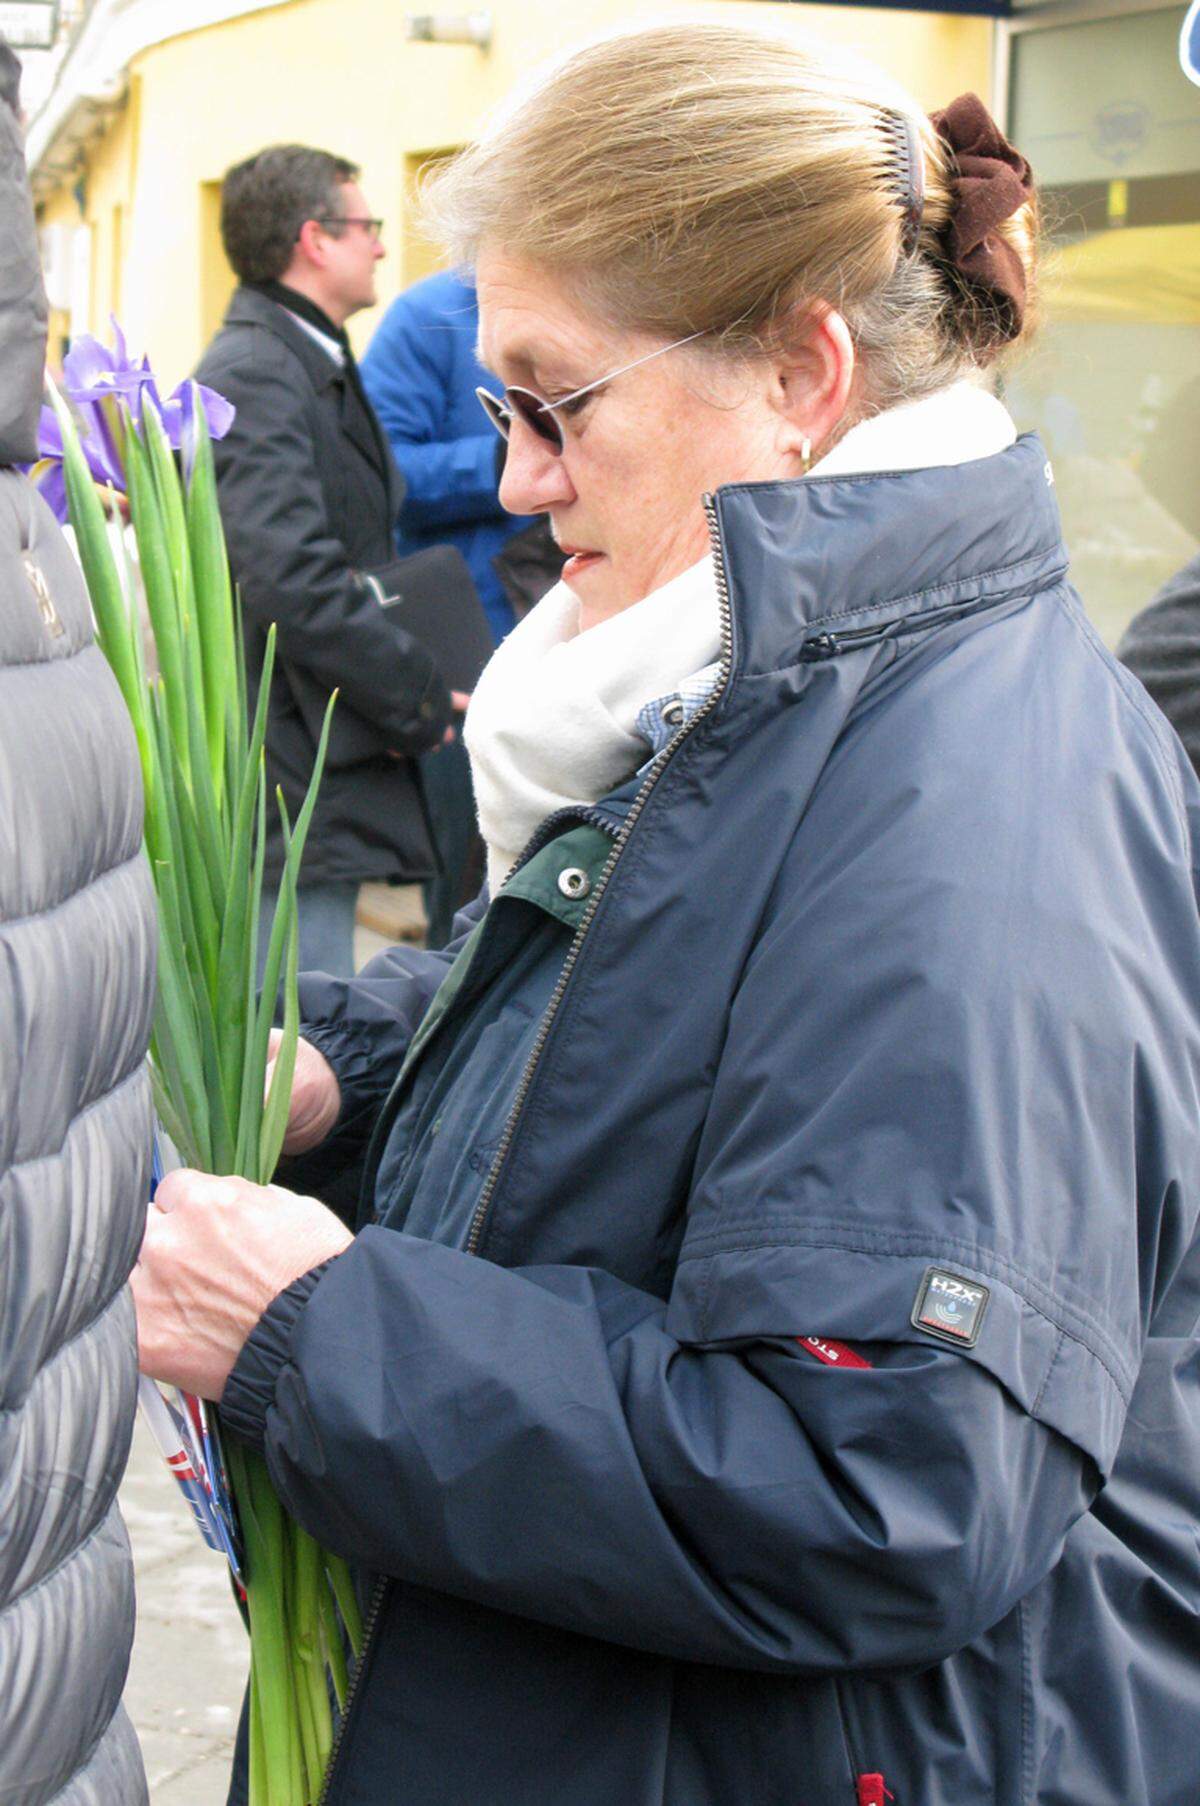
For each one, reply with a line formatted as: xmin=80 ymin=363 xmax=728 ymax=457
xmin=136 ymin=27 xmax=1200 ymax=1806
xmin=362 ymin=270 xmax=537 ymax=946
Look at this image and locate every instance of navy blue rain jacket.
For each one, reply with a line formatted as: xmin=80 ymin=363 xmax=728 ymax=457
xmin=223 ymin=437 xmax=1200 ymax=1806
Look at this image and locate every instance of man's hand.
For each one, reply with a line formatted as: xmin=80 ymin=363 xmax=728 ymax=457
xmin=266 ymin=1029 xmax=341 ymax=1155
xmin=438 ymin=693 xmax=472 ymax=747
xmin=133 ymin=1170 xmax=353 ymax=1399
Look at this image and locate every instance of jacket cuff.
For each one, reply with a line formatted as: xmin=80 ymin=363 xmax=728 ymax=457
xmin=221 ymin=1261 xmax=338 ymax=1450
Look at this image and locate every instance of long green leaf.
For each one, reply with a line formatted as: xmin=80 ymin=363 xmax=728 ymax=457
xmin=148 ymin=1058 xmax=200 ymax=1172
xmin=103 ymin=484 xmax=165 ymax=866
xmin=126 ymin=419 xmax=190 ymax=777
xmin=164 ymin=725 xmax=221 ymax=1004
xmin=151 ymin=687 xmax=205 ymax=970
xmin=149 ymin=691 xmax=214 ymax=1166
xmin=47 ymin=385 xmax=155 ymax=810
xmin=184 ymin=386 xmax=237 ymax=809
xmin=248 ymin=689 xmax=337 ymax=1181
xmin=179 ymin=611 xmax=229 ymax=918
xmin=235 ymin=758 xmax=269 ymax=1177
xmin=224 ymin=585 xmax=249 ymax=841
xmin=155 ymin=677 xmax=234 ymax=1170
xmin=221 ymin=628 xmax=278 ymax=1169
xmin=152 ymin=887 xmax=212 ymax=1167
xmin=143 ymin=397 xmax=195 ymax=645
xmin=259 ymin=814 xmax=299 ymax=1183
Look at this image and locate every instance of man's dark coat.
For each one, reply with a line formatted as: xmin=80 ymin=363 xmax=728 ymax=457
xmin=195 ymin=287 xmax=450 ymax=884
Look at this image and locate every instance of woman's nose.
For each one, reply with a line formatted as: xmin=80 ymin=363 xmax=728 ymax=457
xmin=499 ymin=419 xmax=576 ymax=515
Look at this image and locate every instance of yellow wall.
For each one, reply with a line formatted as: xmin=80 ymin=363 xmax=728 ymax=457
xmin=36 ymin=0 xmax=993 ymax=381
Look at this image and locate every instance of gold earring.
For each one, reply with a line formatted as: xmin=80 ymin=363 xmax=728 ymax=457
xmin=800 ymin=437 xmax=812 ymax=475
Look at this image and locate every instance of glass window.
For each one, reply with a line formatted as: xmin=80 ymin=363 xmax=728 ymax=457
xmin=1006 ymin=6 xmax=1200 ymax=644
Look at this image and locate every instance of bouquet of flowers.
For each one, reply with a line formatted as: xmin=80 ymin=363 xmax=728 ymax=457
xmin=36 ymin=326 xmax=361 ymax=1805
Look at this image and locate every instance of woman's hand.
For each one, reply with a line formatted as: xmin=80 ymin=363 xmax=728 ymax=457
xmin=267 ymin=1028 xmax=341 ymax=1154
xmin=132 ymin=1169 xmax=353 ymax=1400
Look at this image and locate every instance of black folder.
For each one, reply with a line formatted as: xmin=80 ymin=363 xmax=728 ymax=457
xmin=365 ymin=544 xmax=494 ymax=696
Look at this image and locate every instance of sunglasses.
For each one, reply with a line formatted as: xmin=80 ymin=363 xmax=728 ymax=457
xmin=475 ymin=329 xmax=704 ymax=455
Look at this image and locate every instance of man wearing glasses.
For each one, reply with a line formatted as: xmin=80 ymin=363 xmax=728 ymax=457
xmin=195 ymin=144 xmax=452 ymax=980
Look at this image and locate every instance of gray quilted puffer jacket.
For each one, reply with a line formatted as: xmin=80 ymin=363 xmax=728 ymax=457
xmin=0 ymin=70 xmax=154 ymax=1806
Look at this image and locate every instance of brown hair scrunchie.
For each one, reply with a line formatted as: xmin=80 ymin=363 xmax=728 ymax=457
xmin=929 ymin=92 xmax=1034 ymax=338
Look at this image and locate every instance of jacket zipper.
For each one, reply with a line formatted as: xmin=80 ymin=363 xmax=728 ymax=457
xmin=798 ymin=587 xmax=1018 ymax=662
xmin=316 ymin=1573 xmax=388 ymax=1805
xmin=318 ymin=497 xmax=733 ymax=1801
xmin=465 ymin=493 xmax=734 ymax=1258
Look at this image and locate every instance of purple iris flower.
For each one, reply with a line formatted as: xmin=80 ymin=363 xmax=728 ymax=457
xmin=30 ymin=401 xmax=125 ymax=523
xmin=163 ymin=380 xmax=236 ymax=485
xmin=28 ymin=321 xmax=235 ymax=523
xmin=62 ymin=319 xmax=154 ymax=412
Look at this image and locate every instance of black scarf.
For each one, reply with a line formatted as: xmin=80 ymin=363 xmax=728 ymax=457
xmin=248 ymin=279 xmax=390 ymax=477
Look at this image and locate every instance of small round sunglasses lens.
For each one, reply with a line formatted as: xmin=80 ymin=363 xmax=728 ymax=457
xmin=506 ymin=387 xmax=565 ymax=454
xmin=475 ymin=384 xmax=565 ymax=454
xmin=476 ymin=387 xmax=510 ymax=439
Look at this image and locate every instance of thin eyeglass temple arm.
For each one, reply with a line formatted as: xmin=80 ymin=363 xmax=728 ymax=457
xmin=538 ymin=328 xmax=708 ymax=416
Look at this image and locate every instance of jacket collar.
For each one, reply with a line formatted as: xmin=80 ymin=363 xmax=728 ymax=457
xmin=223 ymin=284 xmax=343 ymax=393
xmin=712 ymin=433 xmax=1068 ymax=683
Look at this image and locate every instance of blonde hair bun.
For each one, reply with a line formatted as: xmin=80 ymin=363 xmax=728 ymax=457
xmin=424 ymin=21 xmax=1039 ymax=401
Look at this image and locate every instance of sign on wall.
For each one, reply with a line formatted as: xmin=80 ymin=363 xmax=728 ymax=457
xmin=0 ymin=2 xmax=58 ymax=51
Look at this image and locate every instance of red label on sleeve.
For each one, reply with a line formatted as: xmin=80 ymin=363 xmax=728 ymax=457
xmin=856 ymin=1776 xmax=890 ymax=1806
xmin=796 ymin=1336 xmax=872 ymax=1369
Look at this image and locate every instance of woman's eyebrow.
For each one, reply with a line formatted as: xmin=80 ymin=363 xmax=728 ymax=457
xmin=477 ymin=335 xmax=536 ymax=374
xmin=477 ymin=336 xmax=586 ymax=387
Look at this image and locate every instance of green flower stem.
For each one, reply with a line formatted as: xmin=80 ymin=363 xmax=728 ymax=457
xmin=318 ymin=1580 xmax=350 ymax=1713
xmin=56 ymin=364 xmax=352 ymax=1805
xmin=324 ymin=1556 xmax=364 ymax=1660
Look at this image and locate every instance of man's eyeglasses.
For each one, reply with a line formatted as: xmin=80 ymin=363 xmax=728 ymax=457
xmin=315 ymin=216 xmax=384 ymax=241
xmin=475 ymin=329 xmax=704 ymax=456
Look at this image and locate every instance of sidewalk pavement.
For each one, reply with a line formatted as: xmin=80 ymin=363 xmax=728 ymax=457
xmin=121 ymin=1415 xmax=247 ymax=1803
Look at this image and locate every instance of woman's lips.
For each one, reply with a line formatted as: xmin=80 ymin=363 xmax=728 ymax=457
xmin=561 ymin=549 xmax=604 ymax=580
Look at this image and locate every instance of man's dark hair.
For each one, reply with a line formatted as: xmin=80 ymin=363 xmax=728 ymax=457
xmin=220 ymin=144 xmax=359 ymax=283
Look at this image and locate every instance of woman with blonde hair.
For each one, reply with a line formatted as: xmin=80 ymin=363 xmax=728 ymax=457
xmin=137 ymin=24 xmax=1200 ymax=1805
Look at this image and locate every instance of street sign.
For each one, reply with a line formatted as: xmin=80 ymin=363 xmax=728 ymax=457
xmin=1182 ymin=0 xmax=1200 ymax=88
xmin=792 ymin=0 xmax=1012 ymax=13
xmin=0 ymin=2 xmax=58 ymax=52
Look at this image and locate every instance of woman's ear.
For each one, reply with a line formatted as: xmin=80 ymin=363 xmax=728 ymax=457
xmin=770 ymin=306 xmax=856 ymax=464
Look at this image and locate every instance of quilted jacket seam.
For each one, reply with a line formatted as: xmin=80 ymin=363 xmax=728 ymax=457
xmin=0 ymin=628 xmax=91 ymax=676
xmin=0 ymin=846 xmax=148 ymax=938
xmin=0 ymin=1280 xmax=134 ymax=1418
xmin=0 ymin=1059 xmax=149 ymax=1181
xmin=0 ymin=1491 xmax=119 ymax=1611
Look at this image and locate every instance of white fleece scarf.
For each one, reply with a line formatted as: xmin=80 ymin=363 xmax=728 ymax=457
xmin=465 ymin=380 xmax=1015 ymax=894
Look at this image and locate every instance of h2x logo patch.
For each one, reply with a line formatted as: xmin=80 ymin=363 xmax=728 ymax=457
xmin=911 ymin=1267 xmax=989 ymax=1346
xmin=23 ymin=555 xmax=63 ymax=639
